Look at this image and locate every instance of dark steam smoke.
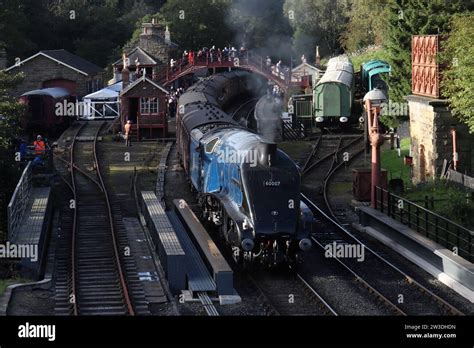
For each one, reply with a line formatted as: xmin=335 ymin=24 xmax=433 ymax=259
xmin=225 ymin=0 xmax=295 ymax=65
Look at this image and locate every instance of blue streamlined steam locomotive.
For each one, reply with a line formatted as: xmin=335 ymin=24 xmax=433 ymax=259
xmin=177 ymin=71 xmax=312 ymax=266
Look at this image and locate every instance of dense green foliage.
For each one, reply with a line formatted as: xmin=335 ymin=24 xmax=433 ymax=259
xmin=283 ymin=0 xmax=350 ymax=59
xmin=340 ymin=0 xmax=388 ymax=51
xmin=0 ymin=71 xmax=24 ymax=240
xmin=383 ymin=0 xmax=469 ymax=104
xmin=160 ymin=0 xmax=232 ymax=51
xmin=0 ymin=71 xmax=24 ymax=148
xmin=349 ymin=47 xmax=390 ymax=72
xmin=441 ymin=13 xmax=474 ymax=133
xmin=0 ymin=0 xmax=165 ymax=67
xmin=0 ymin=0 xmax=473 ymax=130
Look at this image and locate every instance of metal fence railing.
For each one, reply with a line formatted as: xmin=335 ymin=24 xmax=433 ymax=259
xmin=375 ymin=186 xmax=473 ymax=262
xmin=282 ymin=120 xmax=305 ymax=141
xmin=7 ymin=162 xmax=33 ymax=241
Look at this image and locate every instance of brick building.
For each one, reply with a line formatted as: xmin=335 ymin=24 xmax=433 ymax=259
xmin=112 ymin=19 xmax=178 ymax=84
xmin=120 ymin=74 xmax=169 ymax=140
xmin=4 ymin=49 xmax=104 ymax=98
xmin=115 ymin=19 xmax=178 ymax=140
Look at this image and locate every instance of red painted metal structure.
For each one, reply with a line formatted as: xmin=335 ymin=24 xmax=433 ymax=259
xmin=364 ymin=89 xmax=388 ymax=208
xmin=412 ymin=35 xmax=441 ymax=98
xmin=156 ymin=52 xmax=300 ymax=92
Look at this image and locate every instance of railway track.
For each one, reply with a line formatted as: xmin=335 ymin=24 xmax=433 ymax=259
xmin=300 ymin=134 xmax=465 ymax=315
xmin=246 ymin=270 xmax=338 ymax=316
xmin=54 ymin=122 xmax=135 ymax=315
xmin=301 ymin=134 xmax=365 ymax=177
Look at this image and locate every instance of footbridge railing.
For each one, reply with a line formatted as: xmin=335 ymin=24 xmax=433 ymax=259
xmin=7 ymin=162 xmax=33 ymax=241
xmin=157 ymin=51 xmax=298 ymax=91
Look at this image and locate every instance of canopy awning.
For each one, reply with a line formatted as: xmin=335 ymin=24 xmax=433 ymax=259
xmin=84 ymin=82 xmax=123 ymax=100
xmin=21 ymin=87 xmax=70 ymax=99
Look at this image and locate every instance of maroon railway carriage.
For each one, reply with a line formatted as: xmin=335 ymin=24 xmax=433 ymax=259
xmin=19 ymin=87 xmax=75 ymax=136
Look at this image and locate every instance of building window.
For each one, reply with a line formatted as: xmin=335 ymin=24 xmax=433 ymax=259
xmin=140 ymin=97 xmax=159 ymax=114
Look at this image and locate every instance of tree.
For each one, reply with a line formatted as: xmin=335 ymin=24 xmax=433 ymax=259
xmin=225 ymin=0 xmax=293 ymax=60
xmin=122 ymin=12 xmax=168 ymax=52
xmin=160 ymin=0 xmax=233 ymax=51
xmin=441 ymin=13 xmax=474 ymax=133
xmin=47 ymin=0 xmax=130 ymax=67
xmin=0 ymin=72 xmax=25 ymax=148
xmin=0 ymin=0 xmax=51 ymax=63
xmin=0 ymin=0 xmax=165 ymax=68
xmin=383 ymin=0 xmax=468 ymax=104
xmin=284 ymin=0 xmax=350 ymax=59
xmin=0 ymin=71 xmax=25 ymax=240
xmin=340 ymin=0 xmax=388 ymax=51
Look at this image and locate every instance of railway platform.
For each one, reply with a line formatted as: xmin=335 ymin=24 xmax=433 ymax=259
xmin=7 ymin=162 xmax=52 ymax=279
xmin=355 ymin=205 xmax=474 ymax=302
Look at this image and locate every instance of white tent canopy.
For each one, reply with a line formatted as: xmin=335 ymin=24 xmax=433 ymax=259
xmin=84 ymin=81 xmax=122 ymax=100
xmin=82 ymin=82 xmax=122 ymax=119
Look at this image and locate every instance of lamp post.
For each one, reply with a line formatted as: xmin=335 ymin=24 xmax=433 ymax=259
xmin=363 ymin=89 xmax=388 ymax=208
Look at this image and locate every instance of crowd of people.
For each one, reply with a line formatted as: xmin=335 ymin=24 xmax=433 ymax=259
xmin=170 ymin=46 xmax=249 ymax=73
xmin=189 ymin=46 xmax=248 ymax=65
xmin=168 ymin=46 xmax=292 ymax=83
xmin=167 ymin=86 xmax=185 ymax=118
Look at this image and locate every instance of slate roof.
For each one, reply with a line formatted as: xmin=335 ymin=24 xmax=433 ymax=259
xmin=4 ymin=49 xmax=103 ymax=76
xmin=41 ymin=50 xmax=103 ymax=75
xmin=113 ymin=47 xmax=163 ymax=67
xmin=121 ymin=74 xmax=169 ymax=96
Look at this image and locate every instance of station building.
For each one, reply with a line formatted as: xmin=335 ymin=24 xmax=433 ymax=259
xmin=3 ymin=49 xmax=104 ymax=98
xmin=3 ymin=49 xmax=104 ymax=134
xmin=291 ymin=62 xmax=324 ymax=92
xmin=120 ymin=74 xmax=170 ymax=140
xmin=113 ymin=19 xmax=178 ymax=140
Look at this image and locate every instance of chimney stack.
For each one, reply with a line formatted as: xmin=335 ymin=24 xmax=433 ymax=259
xmin=122 ymin=53 xmax=130 ymax=88
xmin=315 ymin=45 xmax=321 ymax=67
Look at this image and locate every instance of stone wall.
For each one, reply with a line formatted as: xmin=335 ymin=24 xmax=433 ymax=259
xmin=407 ymin=95 xmax=474 ymax=183
xmin=7 ymin=55 xmax=102 ymax=98
xmin=140 ymin=33 xmax=172 ymax=65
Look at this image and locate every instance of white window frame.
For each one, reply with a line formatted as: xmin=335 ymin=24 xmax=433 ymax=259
xmin=140 ymin=97 xmax=159 ymax=115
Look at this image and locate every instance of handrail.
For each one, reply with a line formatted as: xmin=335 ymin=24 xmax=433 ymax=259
xmin=157 ymin=51 xmax=294 ymax=89
xmin=7 ymin=162 xmax=33 ymax=241
xmin=375 ymin=186 xmax=473 ymax=262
